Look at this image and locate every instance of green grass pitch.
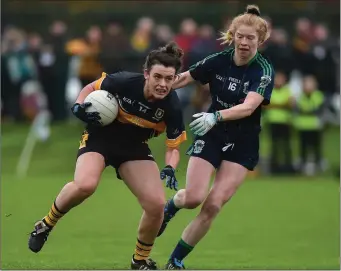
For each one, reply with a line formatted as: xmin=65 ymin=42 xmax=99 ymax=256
xmin=1 ymin=122 xmax=340 ymax=270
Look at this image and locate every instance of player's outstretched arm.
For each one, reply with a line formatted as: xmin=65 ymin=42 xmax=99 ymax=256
xmin=218 ymin=92 xmax=264 ymax=121
xmin=172 ymin=71 xmax=195 ymax=90
xmin=189 ymin=92 xmax=265 ymax=136
xmin=75 ymin=82 xmax=96 ymax=104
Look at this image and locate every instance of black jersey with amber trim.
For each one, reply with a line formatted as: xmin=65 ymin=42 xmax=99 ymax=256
xmin=89 ymin=71 xmax=186 ymax=147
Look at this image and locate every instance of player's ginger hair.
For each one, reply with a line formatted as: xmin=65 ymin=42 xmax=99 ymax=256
xmin=219 ymin=4 xmax=270 ymax=45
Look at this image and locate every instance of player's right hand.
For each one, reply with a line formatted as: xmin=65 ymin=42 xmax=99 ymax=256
xmin=71 ymin=102 xmax=101 ymax=125
xmin=160 ymin=165 xmax=178 ymax=191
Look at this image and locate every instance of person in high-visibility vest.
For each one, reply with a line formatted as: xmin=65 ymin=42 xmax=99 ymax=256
xmin=294 ymin=75 xmax=324 ymax=174
xmin=264 ymin=71 xmax=294 ymax=173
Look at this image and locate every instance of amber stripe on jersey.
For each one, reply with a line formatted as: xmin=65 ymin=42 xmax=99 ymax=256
xmin=94 ymin=72 xmax=107 ymax=90
xmin=166 ymin=131 xmax=187 ymax=148
xmin=117 ymin=108 xmax=166 ymax=133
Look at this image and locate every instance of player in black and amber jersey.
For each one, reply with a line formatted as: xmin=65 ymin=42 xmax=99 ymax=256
xmin=157 ymin=6 xmax=275 ymax=269
xmin=28 ymin=42 xmax=186 ymax=270
xmin=84 ymin=70 xmax=186 ymax=150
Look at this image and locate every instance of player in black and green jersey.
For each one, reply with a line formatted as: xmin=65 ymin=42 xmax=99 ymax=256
xmin=158 ymin=5 xmax=275 ymax=269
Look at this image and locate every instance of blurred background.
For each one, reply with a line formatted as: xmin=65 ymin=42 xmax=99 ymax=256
xmin=1 ymin=0 xmax=340 ymax=177
xmin=1 ymin=1 xmax=340 ymax=269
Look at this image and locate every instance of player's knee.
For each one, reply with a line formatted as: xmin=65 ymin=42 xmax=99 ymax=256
xmin=141 ymin=197 xmax=166 ymax=218
xmin=185 ymin=199 xmax=202 ymax=209
xmin=185 ymin=192 xmax=205 ymax=209
xmin=74 ymin=178 xmax=98 ymax=197
xmin=200 ymin=202 xmax=222 ymax=221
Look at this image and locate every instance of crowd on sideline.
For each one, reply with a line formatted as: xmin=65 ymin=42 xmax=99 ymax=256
xmin=1 ymin=16 xmax=339 ymax=176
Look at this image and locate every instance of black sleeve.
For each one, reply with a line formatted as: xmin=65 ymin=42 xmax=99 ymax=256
xmin=188 ymin=52 xmax=222 ymax=85
xmin=249 ymin=65 xmax=275 ymax=105
xmin=94 ymin=72 xmax=124 ymax=95
xmin=164 ymin=93 xmax=187 ymax=148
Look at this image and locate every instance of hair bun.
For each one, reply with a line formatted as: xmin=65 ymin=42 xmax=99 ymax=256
xmin=246 ymin=5 xmax=261 ymax=16
xmin=164 ymin=41 xmax=184 ymax=58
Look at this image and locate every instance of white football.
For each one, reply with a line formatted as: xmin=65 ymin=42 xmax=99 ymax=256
xmin=84 ymin=90 xmax=119 ymax=126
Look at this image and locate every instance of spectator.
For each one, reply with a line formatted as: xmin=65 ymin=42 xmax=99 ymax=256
xmin=70 ymin=25 xmax=103 ymax=87
xmin=99 ymin=22 xmax=129 ymax=73
xmin=263 ymin=28 xmax=294 ymax=78
xmin=27 ymin=32 xmax=43 ymax=63
xmin=294 ymin=75 xmax=325 ymax=175
xmin=154 ymin=24 xmax=174 ymax=48
xmin=1 ymin=27 xmax=37 ymax=121
xmin=129 ymin=17 xmax=156 ymax=71
xmin=174 ymin=18 xmax=198 ymax=69
xmin=44 ymin=20 xmax=70 ymax=121
xmin=188 ymin=24 xmax=220 ymax=67
xmin=264 ymin=71 xmax=295 ymax=174
xmin=311 ymin=23 xmax=338 ymax=94
xmin=130 ymin=17 xmax=155 ymax=53
xmin=292 ymin=18 xmax=315 ymax=75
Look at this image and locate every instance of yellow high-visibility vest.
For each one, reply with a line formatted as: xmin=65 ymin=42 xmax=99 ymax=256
xmin=266 ymin=85 xmax=292 ymax=124
xmin=294 ymin=90 xmax=324 ymax=130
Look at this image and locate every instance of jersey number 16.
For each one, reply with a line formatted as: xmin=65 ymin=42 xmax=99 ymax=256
xmin=228 ymin=82 xmax=237 ymax=91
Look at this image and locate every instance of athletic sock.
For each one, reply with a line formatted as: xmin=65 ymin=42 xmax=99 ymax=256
xmin=43 ymin=201 xmax=66 ymax=228
xmin=167 ymin=197 xmax=181 ymax=216
xmin=133 ymin=239 xmax=153 ymax=261
xmin=170 ymin=239 xmax=194 ymax=261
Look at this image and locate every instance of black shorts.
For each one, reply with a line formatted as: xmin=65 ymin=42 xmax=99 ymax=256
xmin=186 ymin=130 xmax=259 ymax=171
xmin=76 ymin=130 xmax=154 ymax=179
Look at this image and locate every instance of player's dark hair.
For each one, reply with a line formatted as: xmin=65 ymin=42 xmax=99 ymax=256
xmin=144 ymin=42 xmax=184 ymax=73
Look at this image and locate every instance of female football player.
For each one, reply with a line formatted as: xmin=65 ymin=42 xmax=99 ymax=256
xmin=28 ymin=42 xmax=186 ymax=270
xmin=157 ymin=5 xmax=275 ymax=269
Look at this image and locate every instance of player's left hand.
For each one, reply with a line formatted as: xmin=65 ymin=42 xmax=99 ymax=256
xmin=189 ymin=112 xmax=221 ymax=136
xmin=71 ymin=102 xmax=101 ymax=126
xmin=160 ymin=165 xmax=178 ymax=191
